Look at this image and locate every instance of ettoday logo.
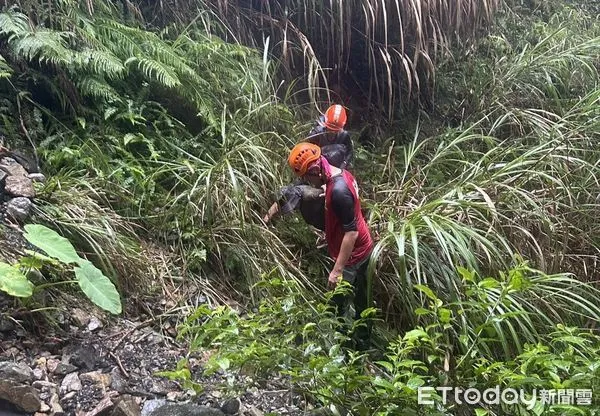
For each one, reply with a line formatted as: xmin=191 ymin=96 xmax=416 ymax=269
xmin=418 ymin=386 xmax=593 ymax=409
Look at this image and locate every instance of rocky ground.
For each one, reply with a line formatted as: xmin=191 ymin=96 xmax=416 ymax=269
xmin=0 ymin=294 xmax=315 ymax=416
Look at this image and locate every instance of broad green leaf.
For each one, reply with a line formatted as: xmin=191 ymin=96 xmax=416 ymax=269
xmin=438 ymin=308 xmax=452 ymax=323
xmin=23 ymin=224 xmax=80 ymax=264
xmin=414 ymin=307 xmax=431 ymax=316
xmin=74 ymin=260 xmax=122 ymax=314
xmin=414 ymin=284 xmax=438 ymax=301
xmin=458 ymin=266 xmax=475 ymax=282
xmin=406 ymin=377 xmax=425 ymax=390
xmin=154 ymin=368 xmax=191 ymax=381
xmin=376 ymin=361 xmax=394 ymax=372
xmin=479 ymin=277 xmax=500 ymax=289
xmin=0 ymin=262 xmax=33 ymax=297
xmin=24 ymin=249 xmax=60 ymax=265
xmin=372 ymin=376 xmax=395 ymax=390
xmin=403 ymin=329 xmax=429 ymax=341
xmin=216 ymin=358 xmax=230 ymax=371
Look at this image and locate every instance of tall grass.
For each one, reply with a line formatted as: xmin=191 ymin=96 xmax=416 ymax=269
xmin=360 ymin=3 xmax=600 ymax=347
xmin=127 ymin=0 xmax=503 ymax=118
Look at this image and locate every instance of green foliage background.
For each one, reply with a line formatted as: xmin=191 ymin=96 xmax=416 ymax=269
xmin=0 ymin=0 xmax=599 ymax=414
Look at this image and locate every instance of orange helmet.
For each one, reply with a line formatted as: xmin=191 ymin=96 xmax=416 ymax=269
xmin=288 ymin=142 xmax=321 ymax=176
xmin=321 ymin=104 xmax=347 ymax=131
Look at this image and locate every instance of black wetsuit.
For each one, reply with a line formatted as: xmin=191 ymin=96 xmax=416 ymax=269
xmin=307 ymin=119 xmax=353 ymax=169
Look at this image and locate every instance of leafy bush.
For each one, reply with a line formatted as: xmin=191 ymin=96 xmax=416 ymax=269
xmin=0 ymin=224 xmax=121 ymax=314
xmin=166 ymin=267 xmax=599 ymax=415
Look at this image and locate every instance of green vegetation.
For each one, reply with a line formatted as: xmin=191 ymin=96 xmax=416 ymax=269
xmin=0 ymin=0 xmax=599 ymax=414
xmin=167 ymin=275 xmax=600 ymax=415
xmin=1 ymin=224 xmax=121 ymax=313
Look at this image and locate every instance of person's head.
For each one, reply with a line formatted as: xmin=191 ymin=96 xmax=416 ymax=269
xmin=288 ymin=142 xmax=325 ymax=187
xmin=320 ymin=104 xmax=347 ymax=132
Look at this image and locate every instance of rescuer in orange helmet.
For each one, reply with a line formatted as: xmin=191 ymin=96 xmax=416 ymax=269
xmin=286 ymin=142 xmax=374 ymax=350
xmin=307 ymin=104 xmax=353 ymax=170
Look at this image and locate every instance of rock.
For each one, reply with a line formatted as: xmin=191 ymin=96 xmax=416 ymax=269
xmin=54 ymin=362 xmax=78 ymax=376
xmin=4 ymin=176 xmax=35 ymax=198
xmin=0 ymin=380 xmax=41 ymax=413
xmin=242 ymin=406 xmax=263 ymax=416
xmin=0 ymin=361 xmax=34 ymax=383
xmin=148 ymin=403 xmax=225 ymax=416
xmin=62 ymin=391 xmax=76 ymax=400
xmin=141 ymin=399 xmax=167 ymax=416
xmin=39 ymin=401 xmax=50 ymax=412
xmin=5 ymin=197 xmax=32 ymax=221
xmin=0 ymin=397 xmax=29 ymax=416
xmin=60 ymin=372 xmax=82 ymax=393
xmin=46 ymin=358 xmax=60 ymax=373
xmin=166 ymin=391 xmax=182 ymax=401
xmin=0 ymin=152 xmax=39 ymax=174
xmin=27 ymin=173 xmax=46 ymax=183
xmin=32 ymin=367 xmax=45 ymax=380
xmin=71 ymin=308 xmax=91 ymax=327
xmin=148 ymin=380 xmax=171 ymax=396
xmin=70 ymin=345 xmax=97 ymax=370
xmin=88 ymin=317 xmax=103 ymax=331
xmin=0 ymin=316 xmax=15 ymax=332
xmin=80 ymin=371 xmax=112 ymax=388
xmin=111 ymin=395 xmax=141 ymax=416
xmin=110 ymin=367 xmax=129 ymax=393
xmin=220 ymin=398 xmax=240 ymax=415
xmin=49 ymin=393 xmax=63 ymax=415
xmin=0 ymin=158 xmax=28 ymax=177
xmin=84 ymin=393 xmax=117 ymax=416
xmin=32 ymin=380 xmax=58 ymax=391
xmin=110 ymin=367 xmax=128 ymax=393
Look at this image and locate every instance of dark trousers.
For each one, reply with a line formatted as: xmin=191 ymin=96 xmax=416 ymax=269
xmin=330 ymin=253 xmax=372 ymax=347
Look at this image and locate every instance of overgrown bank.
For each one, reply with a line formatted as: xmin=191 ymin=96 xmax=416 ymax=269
xmin=1 ymin=0 xmax=600 ymax=415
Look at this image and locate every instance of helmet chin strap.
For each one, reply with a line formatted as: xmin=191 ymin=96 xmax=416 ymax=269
xmin=319 ymin=158 xmax=325 ymax=182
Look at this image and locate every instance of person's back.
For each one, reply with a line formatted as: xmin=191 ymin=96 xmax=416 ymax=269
xmin=324 ymin=167 xmax=373 ymax=265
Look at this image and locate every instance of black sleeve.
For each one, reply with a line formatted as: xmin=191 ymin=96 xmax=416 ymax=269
xmin=338 ymin=130 xmax=353 ymax=165
xmin=306 ymin=133 xmax=320 ymax=145
xmin=330 ymin=177 xmax=357 ymax=232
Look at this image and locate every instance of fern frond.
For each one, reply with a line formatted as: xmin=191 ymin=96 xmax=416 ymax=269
xmin=125 ymin=57 xmax=181 ymax=88
xmin=72 ymin=48 xmax=126 ymax=79
xmin=0 ymin=10 xmax=29 ymax=36
xmin=95 ymin=19 xmax=145 ymax=56
xmin=11 ymin=30 xmax=74 ymax=65
xmin=77 ymin=76 xmax=121 ymax=101
xmin=0 ymin=54 xmax=12 ymax=79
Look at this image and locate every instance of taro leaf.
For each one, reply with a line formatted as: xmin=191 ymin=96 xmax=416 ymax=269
xmin=74 ymin=260 xmax=122 ymax=314
xmin=23 ymin=224 xmax=80 ymax=264
xmin=0 ymin=262 xmax=33 ymax=297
